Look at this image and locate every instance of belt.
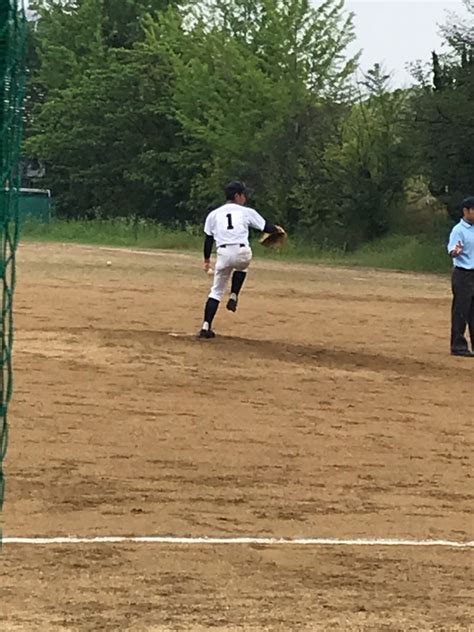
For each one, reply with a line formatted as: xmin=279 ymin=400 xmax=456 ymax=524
xmin=218 ymin=243 xmax=246 ymax=248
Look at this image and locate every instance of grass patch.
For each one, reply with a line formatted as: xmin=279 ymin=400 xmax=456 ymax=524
xmin=342 ymin=235 xmax=451 ymax=274
xmin=256 ymin=234 xmax=451 ymax=274
xmin=21 ymin=219 xmax=452 ymax=275
xmin=21 ymin=218 xmax=203 ymax=251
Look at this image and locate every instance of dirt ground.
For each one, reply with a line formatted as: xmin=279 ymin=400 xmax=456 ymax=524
xmin=0 ymin=242 xmax=472 ymax=631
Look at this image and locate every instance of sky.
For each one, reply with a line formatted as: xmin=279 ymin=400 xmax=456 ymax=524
xmin=342 ymin=1 xmax=470 ymax=86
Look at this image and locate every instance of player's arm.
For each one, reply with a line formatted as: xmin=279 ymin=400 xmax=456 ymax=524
xmin=263 ymin=221 xmax=280 ymax=234
xmin=203 ymin=211 xmax=215 ymax=272
xmin=203 ymin=234 xmax=214 ymax=269
xmin=248 ymin=209 xmax=282 ymax=234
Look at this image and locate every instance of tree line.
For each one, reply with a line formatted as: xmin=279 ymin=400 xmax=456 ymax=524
xmin=25 ymin=0 xmax=474 ymax=248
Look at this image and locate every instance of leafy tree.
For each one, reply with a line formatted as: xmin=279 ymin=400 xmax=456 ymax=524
xmin=413 ymin=0 xmax=474 ymax=218
xmin=144 ymin=0 xmax=358 ymax=226
xmin=26 ymin=1 xmax=185 ymax=219
xmin=28 ymin=0 xmax=420 ymax=245
xmin=29 ymin=0 xmax=106 ymax=92
xmin=296 ymin=65 xmax=415 ymax=246
xmin=26 ymin=47 xmax=185 ymax=219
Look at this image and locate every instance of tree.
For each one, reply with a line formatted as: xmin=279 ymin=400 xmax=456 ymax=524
xmin=294 ymin=65 xmax=415 ymax=246
xmin=26 ymin=0 xmax=185 ymax=219
xmin=414 ymin=0 xmax=474 ymax=218
xmin=143 ymin=0 xmax=358 ymax=226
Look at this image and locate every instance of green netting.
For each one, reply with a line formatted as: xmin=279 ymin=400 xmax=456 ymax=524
xmin=0 ymin=0 xmax=27 ymax=543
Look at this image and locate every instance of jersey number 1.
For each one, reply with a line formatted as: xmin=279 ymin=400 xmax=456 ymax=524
xmin=226 ymin=213 xmax=234 ymax=230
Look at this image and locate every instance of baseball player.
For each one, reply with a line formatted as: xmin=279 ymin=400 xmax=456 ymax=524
xmin=199 ymin=181 xmax=282 ymax=339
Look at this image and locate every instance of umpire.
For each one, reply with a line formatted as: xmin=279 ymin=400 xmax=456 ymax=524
xmin=447 ymin=196 xmax=474 ymax=357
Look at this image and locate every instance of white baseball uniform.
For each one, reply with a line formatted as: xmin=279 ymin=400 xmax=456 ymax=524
xmin=204 ymin=203 xmax=266 ymax=301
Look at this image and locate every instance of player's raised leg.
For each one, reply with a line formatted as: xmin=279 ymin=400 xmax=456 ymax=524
xmin=226 ymin=247 xmax=252 ymax=313
xmin=226 ymin=271 xmax=246 ymax=312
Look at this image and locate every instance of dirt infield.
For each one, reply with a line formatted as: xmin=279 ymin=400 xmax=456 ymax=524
xmin=1 ymin=242 xmax=473 ymax=631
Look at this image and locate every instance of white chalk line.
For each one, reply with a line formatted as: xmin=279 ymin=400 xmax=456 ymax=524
xmin=3 ymin=536 xmax=473 ymax=547
xmin=97 ymin=246 xmax=193 ymax=260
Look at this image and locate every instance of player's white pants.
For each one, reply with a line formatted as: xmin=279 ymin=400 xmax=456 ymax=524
xmin=208 ymin=245 xmax=252 ymax=302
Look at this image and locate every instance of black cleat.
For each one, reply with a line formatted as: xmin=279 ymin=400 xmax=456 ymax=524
xmin=451 ymin=349 xmax=474 ymax=357
xmin=198 ymin=329 xmax=216 ymax=339
xmin=226 ymin=297 xmax=238 ymax=312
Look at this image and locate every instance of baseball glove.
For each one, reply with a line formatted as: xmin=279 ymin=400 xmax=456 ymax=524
xmin=260 ymin=225 xmax=287 ymax=249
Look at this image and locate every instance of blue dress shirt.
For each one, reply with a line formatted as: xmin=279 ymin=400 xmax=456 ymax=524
xmin=447 ymin=219 xmax=474 ymax=269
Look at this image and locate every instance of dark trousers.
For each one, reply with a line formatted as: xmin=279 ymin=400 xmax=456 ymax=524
xmin=451 ymin=267 xmax=474 ymax=352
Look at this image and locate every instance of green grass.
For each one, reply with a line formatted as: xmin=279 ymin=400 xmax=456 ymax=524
xmin=340 ymin=234 xmax=452 ymax=274
xmin=20 ymin=219 xmax=452 ymax=275
xmin=21 ymin=218 xmax=204 ymax=250
xmin=256 ymin=234 xmax=452 ymax=274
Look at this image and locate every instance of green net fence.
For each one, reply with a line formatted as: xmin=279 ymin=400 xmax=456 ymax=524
xmin=0 ymin=0 xmax=27 ymax=542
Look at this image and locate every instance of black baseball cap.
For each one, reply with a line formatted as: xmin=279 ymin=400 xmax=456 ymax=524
xmin=224 ymin=180 xmax=252 ymax=200
xmin=461 ymin=196 xmax=474 ymax=209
